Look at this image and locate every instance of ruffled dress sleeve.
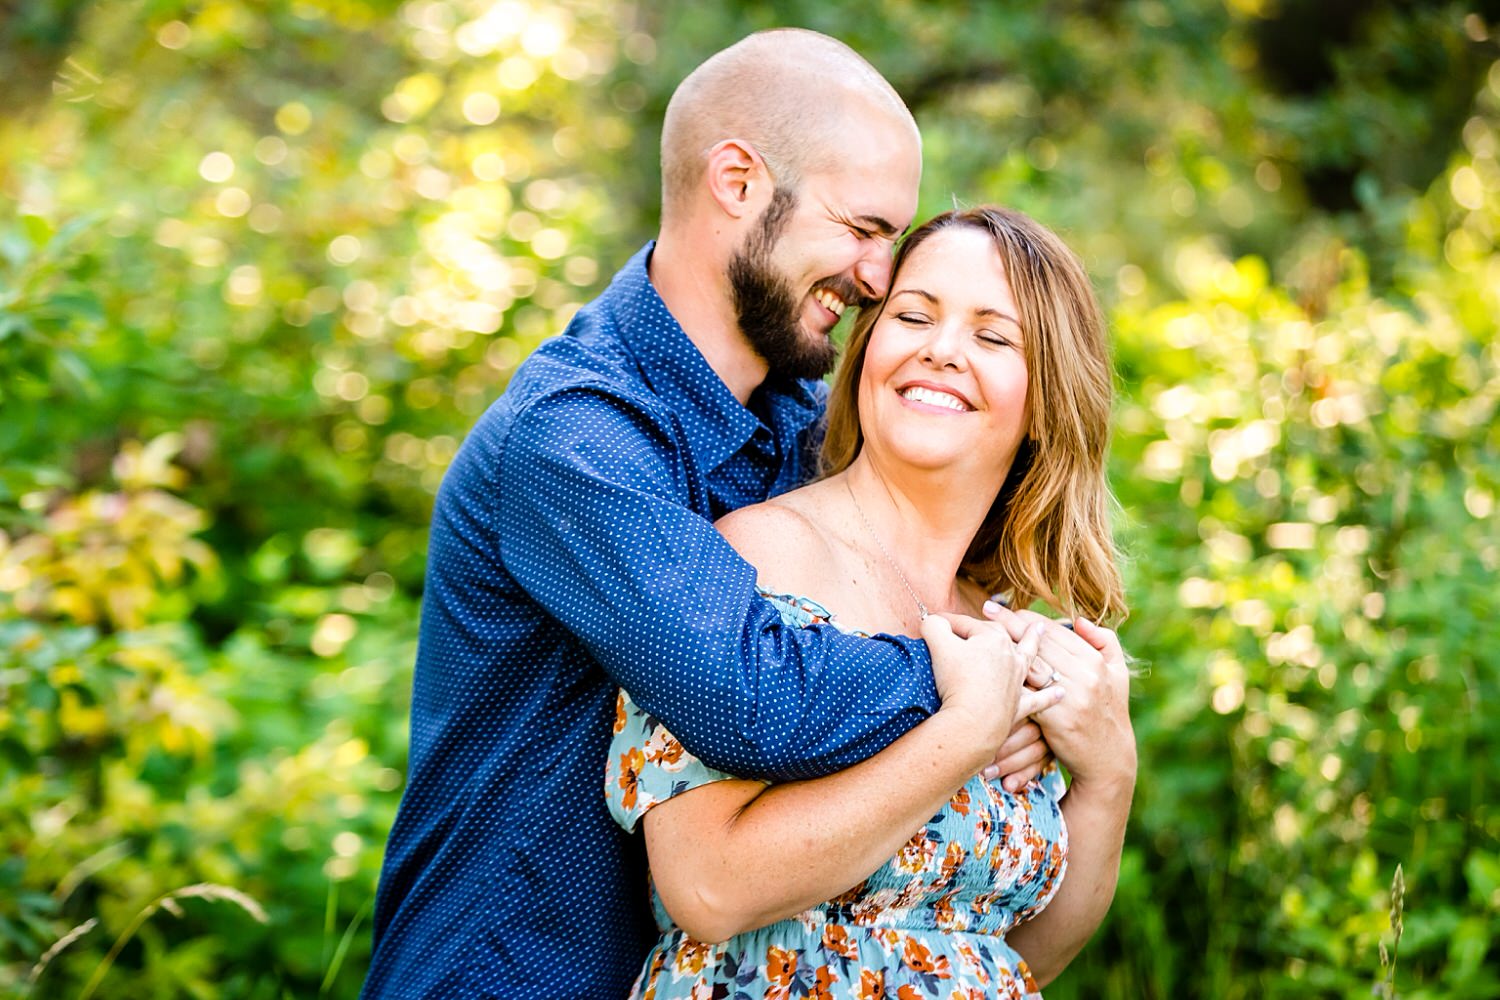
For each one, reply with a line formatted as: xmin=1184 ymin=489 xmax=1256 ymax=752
xmin=604 ymin=687 xmax=762 ymax=832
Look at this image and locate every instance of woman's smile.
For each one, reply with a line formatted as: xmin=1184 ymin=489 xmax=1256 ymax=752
xmin=897 ymin=381 xmax=974 ymax=413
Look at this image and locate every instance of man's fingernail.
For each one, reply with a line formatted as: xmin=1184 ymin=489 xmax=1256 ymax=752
xmin=983 ymin=600 xmax=1001 ymax=616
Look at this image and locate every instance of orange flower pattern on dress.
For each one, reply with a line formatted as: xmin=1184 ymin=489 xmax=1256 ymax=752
xmin=644 ymin=724 xmax=688 ymax=770
xmin=894 ymin=830 xmax=939 ymax=875
xmin=822 ymin=924 xmax=860 ymax=961
xmin=900 ymin=937 xmax=952 ymax=980
xmin=614 ymin=689 xmax=630 ymax=734
xmin=617 ymin=745 xmax=645 ymax=812
xmin=810 ymin=965 xmax=839 ymax=1000
xmin=856 ymin=969 xmax=886 ymax=1000
xmin=765 ymin=945 xmax=798 ymax=999
xmin=671 ymin=937 xmax=715 ymax=978
xmin=606 ymin=590 xmax=1067 ymax=1000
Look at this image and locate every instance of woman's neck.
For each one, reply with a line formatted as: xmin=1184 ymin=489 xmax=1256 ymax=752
xmin=839 ymin=452 xmax=1004 ymax=619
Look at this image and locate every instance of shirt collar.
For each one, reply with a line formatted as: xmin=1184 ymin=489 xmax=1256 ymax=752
xmin=607 ymin=242 xmax=823 ymax=473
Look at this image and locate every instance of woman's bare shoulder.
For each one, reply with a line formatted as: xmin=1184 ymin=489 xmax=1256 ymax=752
xmin=715 ymin=489 xmax=839 ymax=591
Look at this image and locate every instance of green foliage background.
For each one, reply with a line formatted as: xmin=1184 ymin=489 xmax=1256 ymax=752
xmin=2 ymin=1 xmax=1497 ymax=996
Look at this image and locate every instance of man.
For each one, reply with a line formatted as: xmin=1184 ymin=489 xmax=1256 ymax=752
xmin=363 ymin=29 xmax=1046 ymax=999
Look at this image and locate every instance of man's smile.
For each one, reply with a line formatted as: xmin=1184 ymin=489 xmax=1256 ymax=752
xmin=812 ymin=286 xmax=848 ymax=318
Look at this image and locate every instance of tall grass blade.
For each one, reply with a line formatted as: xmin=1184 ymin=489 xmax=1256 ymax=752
xmin=76 ymin=883 xmax=268 ymax=1000
xmin=319 ymin=893 xmax=374 ymax=997
xmin=23 ymin=918 xmax=98 ymax=997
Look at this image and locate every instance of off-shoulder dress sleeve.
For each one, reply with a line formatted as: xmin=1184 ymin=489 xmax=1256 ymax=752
xmin=604 ymin=687 xmax=765 ymax=832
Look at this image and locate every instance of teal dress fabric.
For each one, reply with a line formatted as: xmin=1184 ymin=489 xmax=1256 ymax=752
xmin=606 ymin=591 xmax=1068 ymax=999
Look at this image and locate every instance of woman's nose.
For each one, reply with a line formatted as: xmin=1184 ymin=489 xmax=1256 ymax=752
xmin=920 ymin=322 xmax=966 ymax=369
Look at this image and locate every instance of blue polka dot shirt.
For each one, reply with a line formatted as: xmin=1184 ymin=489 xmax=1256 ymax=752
xmin=363 ymin=244 xmax=940 ymax=999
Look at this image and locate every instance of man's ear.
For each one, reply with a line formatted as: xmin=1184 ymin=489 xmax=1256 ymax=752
xmin=704 ymin=139 xmax=773 ymax=220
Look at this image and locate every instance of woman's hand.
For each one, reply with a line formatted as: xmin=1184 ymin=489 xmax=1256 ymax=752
xmin=921 ymin=613 xmax=1064 ymax=766
xmin=983 ymin=604 xmax=1135 ymax=789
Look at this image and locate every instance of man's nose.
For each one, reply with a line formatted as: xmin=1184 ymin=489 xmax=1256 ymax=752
xmin=853 ymin=247 xmax=894 ymax=302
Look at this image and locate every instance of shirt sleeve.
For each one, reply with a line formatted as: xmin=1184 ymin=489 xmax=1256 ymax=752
xmin=497 ymin=384 xmax=939 ymax=781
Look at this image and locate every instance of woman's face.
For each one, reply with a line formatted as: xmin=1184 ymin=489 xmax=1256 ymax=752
xmin=857 ymin=225 xmax=1030 ymax=483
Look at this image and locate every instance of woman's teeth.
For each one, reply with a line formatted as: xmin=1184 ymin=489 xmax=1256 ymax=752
xmin=900 ymin=386 xmax=969 ymax=412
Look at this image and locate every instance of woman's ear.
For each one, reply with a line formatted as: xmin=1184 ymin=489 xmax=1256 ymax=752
xmin=704 ymin=139 xmax=773 ymax=221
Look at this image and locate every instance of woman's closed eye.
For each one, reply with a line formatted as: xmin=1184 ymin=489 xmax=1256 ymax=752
xmin=895 ymin=311 xmax=933 ymax=326
xmin=977 ymin=329 xmax=1017 ymax=348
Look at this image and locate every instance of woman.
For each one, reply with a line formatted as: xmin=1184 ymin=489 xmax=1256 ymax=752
xmin=607 ymin=206 xmax=1136 ymax=997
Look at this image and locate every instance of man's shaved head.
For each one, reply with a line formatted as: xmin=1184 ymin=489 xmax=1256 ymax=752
xmin=660 ymin=29 xmax=919 ymax=219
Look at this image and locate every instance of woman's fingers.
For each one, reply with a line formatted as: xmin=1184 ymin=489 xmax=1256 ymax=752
xmin=1014 ymin=682 xmax=1064 ymax=721
xmin=1016 ymin=620 xmax=1042 ymax=662
xmin=993 ymin=718 xmax=1042 ymax=760
xmin=1074 ymin=616 xmax=1125 ymax=665
xmin=982 ymin=604 xmax=1057 ymax=686
xmin=980 ymin=720 xmax=1055 ymax=789
xmin=981 ymin=602 xmax=1039 ymax=642
xmin=985 ymin=604 xmax=1100 ymax=681
xmin=1024 ymin=654 xmax=1053 ymax=690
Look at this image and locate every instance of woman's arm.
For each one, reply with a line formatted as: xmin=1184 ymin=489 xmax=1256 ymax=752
xmin=990 ymin=612 xmax=1136 ymax=985
xmin=1006 ymin=769 xmax=1133 ymax=984
xmin=643 ymin=624 xmax=1056 ymax=942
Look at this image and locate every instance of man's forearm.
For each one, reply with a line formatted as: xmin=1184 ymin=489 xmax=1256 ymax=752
xmin=499 ymin=388 xmax=939 ymax=779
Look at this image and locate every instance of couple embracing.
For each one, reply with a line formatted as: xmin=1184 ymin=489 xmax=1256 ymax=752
xmin=363 ymin=27 xmax=1135 ymax=1000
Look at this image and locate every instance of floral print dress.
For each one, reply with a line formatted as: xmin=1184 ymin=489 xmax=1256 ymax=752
xmin=605 ymin=591 xmax=1068 ymax=1000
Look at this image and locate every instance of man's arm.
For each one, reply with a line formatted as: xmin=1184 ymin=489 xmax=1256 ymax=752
xmin=496 ymin=386 xmax=938 ymax=780
xmin=639 ymin=616 xmax=1060 ymax=944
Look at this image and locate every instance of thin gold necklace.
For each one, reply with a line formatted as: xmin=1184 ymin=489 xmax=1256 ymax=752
xmin=845 ymin=477 xmax=929 ymax=620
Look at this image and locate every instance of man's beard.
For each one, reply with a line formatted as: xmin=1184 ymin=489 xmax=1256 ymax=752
xmin=728 ymin=188 xmax=866 ymax=381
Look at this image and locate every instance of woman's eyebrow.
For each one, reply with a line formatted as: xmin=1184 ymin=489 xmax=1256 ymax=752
xmin=974 ymin=306 xmax=1022 ymax=326
xmin=892 ymin=288 xmax=1020 ymax=326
